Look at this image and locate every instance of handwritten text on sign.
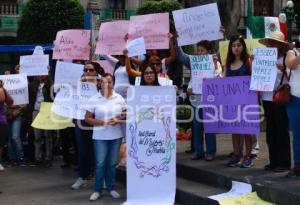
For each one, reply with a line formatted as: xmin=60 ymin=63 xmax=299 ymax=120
xmin=53 ymin=30 xmax=91 ymax=60
xmin=0 ymin=74 xmax=28 ymax=105
xmin=20 ymin=55 xmax=49 ymax=76
xmin=52 ymin=82 xmax=99 ymax=120
xmin=96 ymin=20 xmax=129 ymax=55
xmin=128 ymin=13 xmax=169 ymax=49
xmin=202 ymin=76 xmax=260 ymax=135
xmin=172 ymin=3 xmax=223 ymax=46
xmin=250 ymin=48 xmax=278 ymax=91
xmin=190 ymin=55 xmax=214 ymax=94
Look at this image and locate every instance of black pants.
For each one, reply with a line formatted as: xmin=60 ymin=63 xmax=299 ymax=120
xmin=263 ymin=101 xmax=291 ymax=168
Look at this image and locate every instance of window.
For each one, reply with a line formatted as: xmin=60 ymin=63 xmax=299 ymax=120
xmin=254 ymin=0 xmax=274 ymax=16
xmin=109 ymin=0 xmax=125 ymax=9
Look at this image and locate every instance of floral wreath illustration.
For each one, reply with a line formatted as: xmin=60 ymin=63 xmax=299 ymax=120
xmin=128 ymin=107 xmax=175 ymax=178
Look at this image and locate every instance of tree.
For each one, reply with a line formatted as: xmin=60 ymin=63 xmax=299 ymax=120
xmin=295 ymin=0 xmax=300 ymax=31
xmin=178 ymin=0 xmax=242 ymax=36
xmin=17 ymin=0 xmax=84 ymax=44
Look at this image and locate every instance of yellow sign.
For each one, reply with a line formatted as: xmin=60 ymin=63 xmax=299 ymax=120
xmin=31 ymin=102 xmax=74 ymax=130
xmin=219 ymin=39 xmax=265 ymax=66
xmin=219 ymin=192 xmax=276 ymax=205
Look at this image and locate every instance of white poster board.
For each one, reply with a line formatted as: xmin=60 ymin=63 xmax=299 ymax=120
xmin=52 ymin=82 xmax=99 ymax=120
xmin=172 ymin=3 xmax=223 ymax=46
xmin=54 ymin=61 xmax=84 ymax=92
xmin=0 ymin=74 xmax=28 ymax=105
xmin=250 ymin=48 xmax=278 ymax=91
xmin=190 ymin=55 xmax=214 ymax=94
xmin=20 ymin=55 xmax=49 ymax=76
xmin=127 ymin=37 xmax=146 ymax=57
xmin=123 ymin=86 xmax=176 ymax=205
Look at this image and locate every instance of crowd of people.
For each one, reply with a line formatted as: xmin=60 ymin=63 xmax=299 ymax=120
xmin=0 ymin=27 xmax=300 ymax=201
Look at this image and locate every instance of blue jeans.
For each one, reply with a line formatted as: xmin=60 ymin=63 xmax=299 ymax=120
xmin=75 ymin=125 xmax=93 ymax=179
xmin=287 ymin=95 xmax=300 ymax=167
xmin=193 ymin=107 xmax=216 ymax=157
xmin=93 ymin=138 xmax=122 ymax=192
xmin=8 ymin=116 xmax=24 ymax=160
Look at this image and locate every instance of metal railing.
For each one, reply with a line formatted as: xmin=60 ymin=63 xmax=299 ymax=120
xmin=99 ymin=9 xmax=136 ymax=21
xmin=0 ymin=3 xmax=19 ymax=16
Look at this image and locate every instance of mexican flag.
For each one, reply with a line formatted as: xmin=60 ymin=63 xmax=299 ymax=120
xmin=247 ymin=16 xmax=280 ymax=38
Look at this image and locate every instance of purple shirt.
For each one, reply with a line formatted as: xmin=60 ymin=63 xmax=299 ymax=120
xmin=0 ymin=102 xmax=7 ymax=124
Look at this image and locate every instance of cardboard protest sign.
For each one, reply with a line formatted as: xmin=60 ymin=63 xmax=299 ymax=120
xmin=54 ymin=61 xmax=84 ymax=92
xmin=52 ymin=82 xmax=99 ymax=120
xmin=95 ymin=20 xmax=129 ymax=55
xmin=123 ymin=86 xmax=176 ymax=205
xmin=127 ymin=37 xmax=146 ymax=57
xmin=53 ymin=29 xmax=91 ymax=60
xmin=202 ymin=76 xmax=260 ymax=135
xmin=172 ymin=3 xmax=223 ymax=46
xmin=128 ymin=13 xmax=169 ymax=49
xmin=20 ymin=55 xmax=49 ymax=76
xmin=219 ymin=192 xmax=275 ymax=205
xmin=250 ymin=48 xmax=278 ymax=91
xmin=31 ymin=102 xmax=74 ymax=130
xmin=0 ymin=74 xmax=28 ymax=105
xmin=190 ymin=55 xmax=214 ymax=94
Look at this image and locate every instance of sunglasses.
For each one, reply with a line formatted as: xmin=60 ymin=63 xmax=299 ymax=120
xmin=150 ymin=62 xmax=162 ymax=66
xmin=84 ymin=68 xmax=95 ymax=72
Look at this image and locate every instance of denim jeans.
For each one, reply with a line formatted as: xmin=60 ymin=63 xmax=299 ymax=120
xmin=74 ymin=125 xmax=93 ymax=179
xmin=193 ymin=107 xmax=216 ymax=157
xmin=93 ymin=138 xmax=122 ymax=192
xmin=8 ymin=116 xmax=24 ymax=160
xmin=287 ymin=95 xmax=300 ymax=167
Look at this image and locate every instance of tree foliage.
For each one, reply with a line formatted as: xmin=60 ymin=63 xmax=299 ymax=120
xmin=17 ymin=0 xmax=84 ymax=44
xmin=295 ymin=1 xmax=300 ymax=31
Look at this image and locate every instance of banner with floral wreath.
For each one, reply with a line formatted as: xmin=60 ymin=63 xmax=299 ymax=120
xmin=123 ymin=86 xmax=176 ymax=205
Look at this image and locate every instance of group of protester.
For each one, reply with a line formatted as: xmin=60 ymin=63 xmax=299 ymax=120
xmin=0 ymin=24 xmax=300 ymax=201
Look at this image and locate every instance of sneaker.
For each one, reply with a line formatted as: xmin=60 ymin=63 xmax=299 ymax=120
xmin=45 ymin=160 xmax=52 ymax=168
xmin=240 ymin=156 xmax=254 ymax=168
xmin=71 ymin=177 xmax=87 ymax=190
xmin=227 ymin=155 xmax=241 ymax=167
xmin=109 ymin=190 xmax=120 ymax=199
xmin=89 ymin=192 xmax=100 ymax=201
xmin=19 ymin=158 xmax=27 ymax=167
xmin=286 ymin=167 xmax=300 ymax=178
xmin=205 ymin=154 xmax=215 ymax=161
xmin=0 ymin=163 xmax=4 ymax=171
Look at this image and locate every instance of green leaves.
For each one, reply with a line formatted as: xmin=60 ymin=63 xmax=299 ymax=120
xmin=17 ymin=0 xmax=84 ymax=44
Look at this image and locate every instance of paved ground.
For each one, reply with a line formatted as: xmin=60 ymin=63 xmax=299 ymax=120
xmin=0 ymin=133 xmax=298 ymax=205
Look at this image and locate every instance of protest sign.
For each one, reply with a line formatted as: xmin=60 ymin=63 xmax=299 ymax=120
xmin=52 ymin=82 xmax=99 ymax=120
xmin=128 ymin=13 xmax=169 ymax=49
xmin=219 ymin=192 xmax=275 ymax=205
xmin=209 ymin=181 xmax=252 ymax=201
xmin=98 ymin=60 xmax=114 ymax=74
xmin=53 ymin=29 xmax=90 ymax=60
xmin=202 ymin=76 xmax=260 ymax=135
xmin=123 ymin=86 xmax=176 ymax=205
xmin=172 ymin=3 xmax=223 ymax=46
xmin=219 ymin=39 xmax=265 ymax=65
xmin=54 ymin=61 xmax=84 ymax=92
xmin=127 ymin=37 xmax=146 ymax=57
xmin=31 ymin=102 xmax=74 ymax=130
xmin=250 ymin=48 xmax=278 ymax=91
xmin=190 ymin=55 xmax=214 ymax=94
xmin=95 ymin=20 xmax=129 ymax=55
xmin=20 ymin=55 xmax=49 ymax=76
xmin=0 ymin=74 xmax=28 ymax=105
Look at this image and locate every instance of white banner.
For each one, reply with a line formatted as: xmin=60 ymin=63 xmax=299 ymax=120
xmin=190 ymin=55 xmax=214 ymax=94
xmin=123 ymin=86 xmax=176 ymax=205
xmin=250 ymin=48 xmax=278 ymax=91
xmin=172 ymin=3 xmax=223 ymax=46
xmin=0 ymin=74 xmax=28 ymax=105
xmin=54 ymin=61 xmax=84 ymax=92
xmin=127 ymin=37 xmax=146 ymax=57
xmin=52 ymin=82 xmax=99 ymax=120
xmin=20 ymin=55 xmax=49 ymax=76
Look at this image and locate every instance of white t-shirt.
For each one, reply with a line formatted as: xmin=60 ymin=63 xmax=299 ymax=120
xmin=87 ymin=92 xmax=126 ymax=140
xmin=288 ymin=50 xmax=300 ymax=98
xmin=114 ymin=66 xmax=130 ymax=98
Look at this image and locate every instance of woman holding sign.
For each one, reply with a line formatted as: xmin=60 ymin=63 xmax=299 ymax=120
xmin=0 ymin=80 xmax=14 ymax=171
xmin=258 ymin=31 xmax=291 ymax=173
xmin=225 ymin=35 xmax=254 ymax=168
xmin=85 ymin=73 xmax=126 ymax=201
